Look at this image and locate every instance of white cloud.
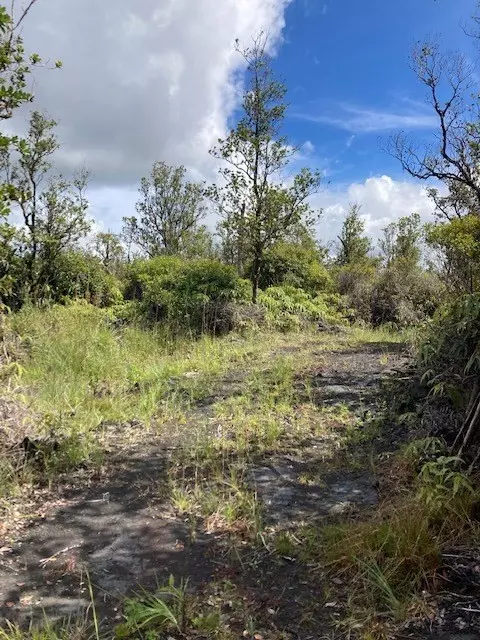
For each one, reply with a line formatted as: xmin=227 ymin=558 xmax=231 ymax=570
xmin=313 ymin=175 xmax=440 ymax=246
xmin=346 ymin=134 xmax=355 ymax=148
xmin=295 ymin=103 xmax=438 ymax=133
xmin=301 ymin=140 xmax=315 ymax=155
xmin=21 ymin=0 xmax=291 ymax=193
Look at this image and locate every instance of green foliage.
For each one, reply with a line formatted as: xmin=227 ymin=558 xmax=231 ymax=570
xmin=177 ymin=224 xmax=218 ymax=260
xmin=403 ymin=437 xmax=445 ymax=466
xmin=417 ymin=455 xmax=474 ymax=510
xmin=124 ymin=256 xmax=240 ymax=334
xmin=51 ymin=251 xmax=123 ymax=306
xmin=91 ymin=231 xmax=124 ymax=273
xmin=258 ymin=285 xmax=347 ymax=331
xmin=0 ymin=5 xmax=43 ymax=123
xmin=209 ymin=35 xmax=322 ymax=301
xmin=0 ymin=5 xmax=56 ymax=298
xmin=335 ymin=260 xmax=377 ymax=323
xmin=336 ymin=203 xmax=371 ymax=266
xmin=250 ymin=239 xmax=332 ymax=293
xmin=371 ymin=264 xmax=444 ymax=327
xmin=379 ymin=213 xmax=423 ymax=268
xmin=320 ymin=502 xmax=442 ymax=612
xmin=1 ymin=112 xmax=91 ymax=305
xmin=123 ymin=161 xmax=206 ymax=257
xmin=420 ymin=294 xmax=480 ymax=380
xmin=121 ymin=576 xmax=188 ymax=636
xmin=426 ymin=214 xmax=480 ymax=293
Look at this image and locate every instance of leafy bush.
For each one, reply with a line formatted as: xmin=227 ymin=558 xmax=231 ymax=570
xmin=124 ymin=256 xmax=240 ymax=334
xmin=258 ymin=285 xmax=347 ymax=331
xmin=371 ymin=265 xmax=444 ymax=327
xmin=335 ymin=261 xmax=377 ymax=323
xmin=426 ymin=214 xmax=480 ymax=294
xmin=336 ymin=260 xmax=444 ymax=327
xmin=249 ymin=240 xmax=333 ymax=294
xmin=4 ymin=251 xmax=122 ymax=309
xmin=52 ymin=251 xmax=123 ymax=307
xmin=417 ymin=455 xmax=474 ymax=511
xmin=419 ymin=294 xmax=480 ymax=398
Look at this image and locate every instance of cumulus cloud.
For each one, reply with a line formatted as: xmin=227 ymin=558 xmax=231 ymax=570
xmin=313 ymin=175 xmax=439 ymax=247
xmin=22 ymin=0 xmax=291 ymax=190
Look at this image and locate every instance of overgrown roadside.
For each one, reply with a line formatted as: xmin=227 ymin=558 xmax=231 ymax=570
xmin=0 ymin=311 xmax=415 ymax=639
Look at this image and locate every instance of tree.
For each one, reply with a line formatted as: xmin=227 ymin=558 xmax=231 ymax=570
xmin=123 ymin=162 xmax=207 ymax=257
xmin=388 ymin=40 xmax=480 ymax=220
xmin=209 ymin=35 xmax=323 ymax=302
xmin=0 ymin=1 xmax=53 ymax=129
xmin=92 ymin=231 xmax=124 ymax=272
xmin=2 ymin=111 xmax=90 ymax=301
xmin=179 ymin=224 xmax=217 ymax=260
xmin=426 ymin=214 xmax=480 ymax=294
xmin=379 ymin=213 xmax=423 ymax=268
xmin=0 ymin=2 xmax=59 ymax=297
xmin=336 ymin=203 xmax=371 ymax=265
xmin=250 ymin=238 xmax=332 ymax=293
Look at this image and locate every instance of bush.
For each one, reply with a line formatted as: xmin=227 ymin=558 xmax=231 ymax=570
xmin=249 ymin=241 xmax=333 ymax=294
xmin=258 ymin=285 xmax=347 ymax=331
xmin=371 ymin=265 xmax=444 ymax=327
xmin=420 ymin=294 xmax=480 ymax=387
xmin=124 ymin=257 xmax=241 ymax=334
xmin=52 ymin=251 xmax=123 ymax=307
xmin=335 ymin=262 xmax=377 ymax=323
xmin=336 ymin=260 xmax=444 ymax=327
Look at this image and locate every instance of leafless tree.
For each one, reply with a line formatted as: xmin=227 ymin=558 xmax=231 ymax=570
xmin=387 ymin=41 xmax=480 ymax=218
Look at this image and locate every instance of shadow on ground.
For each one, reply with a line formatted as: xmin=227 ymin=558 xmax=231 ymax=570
xmin=0 ymin=449 xmax=215 ymax=626
xmin=0 ymin=337 xmax=409 ymax=634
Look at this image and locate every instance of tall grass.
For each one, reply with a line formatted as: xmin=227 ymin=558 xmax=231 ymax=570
xmin=12 ymin=303 xmax=262 ymax=435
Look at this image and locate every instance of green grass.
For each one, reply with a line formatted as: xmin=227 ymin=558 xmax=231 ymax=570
xmin=13 ymin=304 xmax=255 ymax=424
xmin=8 ymin=304 xmax=286 ymax=466
xmin=0 ymin=303 xmax=418 ymax=639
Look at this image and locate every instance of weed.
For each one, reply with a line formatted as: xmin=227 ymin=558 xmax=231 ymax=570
xmin=403 ymin=437 xmax=446 ymax=466
xmin=417 ymin=455 xmax=474 ymax=512
xmin=119 ymin=576 xmax=188 ymax=637
xmin=274 ymin=531 xmax=296 ymax=556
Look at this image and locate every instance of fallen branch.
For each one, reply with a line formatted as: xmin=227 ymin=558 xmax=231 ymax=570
xmin=39 ymin=544 xmax=81 ymax=567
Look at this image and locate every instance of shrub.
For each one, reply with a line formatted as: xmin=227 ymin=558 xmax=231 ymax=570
xmin=52 ymin=251 xmax=123 ymax=307
xmin=371 ymin=265 xmax=444 ymax=327
xmin=334 ymin=261 xmax=377 ymax=323
xmin=124 ymin=256 xmax=240 ymax=334
xmin=419 ymin=293 xmax=480 ymax=387
xmin=249 ymin=241 xmax=333 ymax=294
xmin=418 ymin=294 xmax=480 ymax=459
xmin=336 ymin=260 xmax=444 ymax=327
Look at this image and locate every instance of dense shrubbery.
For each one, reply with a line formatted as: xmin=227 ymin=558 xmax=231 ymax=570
xmin=124 ymin=256 xmax=242 ymax=334
xmin=50 ymin=252 xmax=123 ymax=307
xmin=370 ymin=264 xmax=444 ymax=327
xmin=3 ymin=251 xmax=123 ymax=310
xmin=335 ymin=262 xmax=377 ymax=323
xmin=250 ymin=240 xmax=333 ymax=294
xmin=335 ymin=261 xmax=444 ymax=328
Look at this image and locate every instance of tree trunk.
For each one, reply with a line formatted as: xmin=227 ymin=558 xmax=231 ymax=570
xmin=251 ymin=257 xmax=261 ymax=304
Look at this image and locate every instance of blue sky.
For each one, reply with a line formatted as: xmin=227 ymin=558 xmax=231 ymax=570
xmin=277 ymin=0 xmax=477 ymax=184
xmin=24 ymin=0 xmax=479 ymax=244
